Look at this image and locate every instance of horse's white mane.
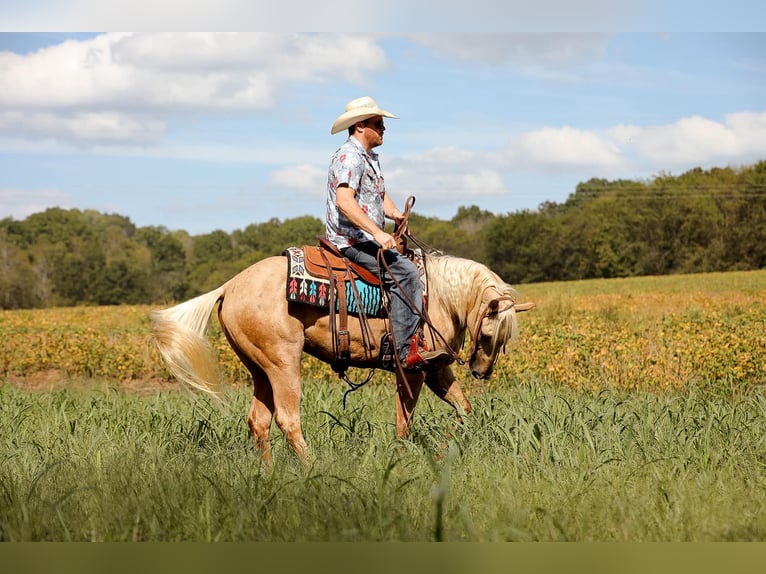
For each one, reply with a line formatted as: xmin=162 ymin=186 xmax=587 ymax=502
xmin=425 ymin=254 xmax=520 ymax=348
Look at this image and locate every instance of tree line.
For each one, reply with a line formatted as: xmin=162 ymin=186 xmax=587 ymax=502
xmin=1 ymin=160 xmax=764 ymax=309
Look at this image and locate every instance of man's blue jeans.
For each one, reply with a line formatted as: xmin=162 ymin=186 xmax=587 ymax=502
xmin=341 ymin=241 xmax=422 ymax=361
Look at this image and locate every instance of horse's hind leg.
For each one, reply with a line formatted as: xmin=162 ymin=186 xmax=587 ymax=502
xmin=219 ymin=328 xmax=273 ymax=461
xmin=217 ymin=267 xmax=309 ymax=462
xmin=268 ymin=365 xmax=309 ymax=462
xmin=236 ymin=348 xmax=309 ymax=462
xmin=247 ymin=367 xmax=275 ymax=462
xmin=235 ymin=350 xmax=308 ymax=463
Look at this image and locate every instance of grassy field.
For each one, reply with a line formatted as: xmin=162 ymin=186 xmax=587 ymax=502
xmin=1 ymin=269 xmax=765 ymax=541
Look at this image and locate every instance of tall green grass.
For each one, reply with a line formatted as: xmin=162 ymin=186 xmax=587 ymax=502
xmin=2 ymin=269 xmax=764 ymax=541
xmin=2 ymin=378 xmax=765 ymax=541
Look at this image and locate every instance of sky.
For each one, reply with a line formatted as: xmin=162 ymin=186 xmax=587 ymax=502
xmin=1 ymin=10 xmax=765 ymax=235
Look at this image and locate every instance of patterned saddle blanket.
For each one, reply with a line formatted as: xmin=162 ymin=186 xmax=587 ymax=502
xmin=283 ymin=246 xmax=427 ymax=317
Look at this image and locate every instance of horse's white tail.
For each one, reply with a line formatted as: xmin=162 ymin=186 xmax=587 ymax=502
xmin=150 ymin=286 xmax=225 ymax=398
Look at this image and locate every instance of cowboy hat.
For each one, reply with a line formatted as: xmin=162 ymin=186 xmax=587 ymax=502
xmin=330 ymin=96 xmax=398 ymax=135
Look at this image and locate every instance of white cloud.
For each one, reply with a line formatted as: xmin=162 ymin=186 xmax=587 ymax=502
xmin=610 ymin=111 xmax=766 ymax=168
xmin=379 ymin=146 xmax=511 ymax=202
xmin=265 ymin=145 xmax=511 ymax=204
xmin=726 ymin=110 xmax=766 ymax=153
xmin=385 ymin=146 xmax=509 ymax=201
xmin=0 ymin=189 xmax=78 ymax=219
xmin=506 ymin=126 xmax=626 ymax=172
xmin=388 ymin=166 xmax=510 ymax=202
xmin=0 ymin=32 xmax=390 ymax=143
xmin=272 ymin=110 xmax=766 ymax=206
xmin=268 ymin=164 xmax=326 ymax=194
xmin=496 ymin=111 xmax=766 ymax=178
xmin=0 ymin=110 xmax=167 ymax=144
xmin=625 ymin=116 xmax=739 ymax=164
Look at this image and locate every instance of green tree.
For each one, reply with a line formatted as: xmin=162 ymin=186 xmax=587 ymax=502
xmin=3 ymin=160 xmax=765 ymax=307
xmin=52 ymin=244 xmax=108 ymax=305
xmin=138 ymin=226 xmax=189 ymax=302
xmin=192 ymin=229 xmax=235 ymax=265
xmin=93 ymin=259 xmax=150 ymax=305
xmin=485 ymin=210 xmax=562 ymax=283
xmin=0 ymin=230 xmax=42 ymax=309
xmin=728 ymin=160 xmax=766 ymax=269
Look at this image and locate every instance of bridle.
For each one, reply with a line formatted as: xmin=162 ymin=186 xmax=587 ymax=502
xmin=390 ymin=198 xmax=519 ymax=371
xmin=467 ymin=294 xmax=517 ymax=368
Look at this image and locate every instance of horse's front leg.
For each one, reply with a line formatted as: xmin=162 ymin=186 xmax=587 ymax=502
xmin=424 ymin=364 xmax=472 ymax=421
xmin=395 ymin=370 xmax=425 ymax=439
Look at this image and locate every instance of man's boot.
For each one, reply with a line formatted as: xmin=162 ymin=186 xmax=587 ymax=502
xmin=404 ymin=333 xmax=449 ymax=371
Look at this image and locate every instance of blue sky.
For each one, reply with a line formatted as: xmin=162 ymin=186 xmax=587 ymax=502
xmin=1 ymin=29 xmax=765 ymax=235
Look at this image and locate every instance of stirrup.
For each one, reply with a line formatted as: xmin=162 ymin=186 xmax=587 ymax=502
xmin=378 ymin=332 xmax=395 ymax=370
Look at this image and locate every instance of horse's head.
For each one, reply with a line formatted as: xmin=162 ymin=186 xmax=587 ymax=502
xmin=468 ymin=290 xmax=535 ymax=380
xmin=424 ymin=255 xmax=534 ymax=380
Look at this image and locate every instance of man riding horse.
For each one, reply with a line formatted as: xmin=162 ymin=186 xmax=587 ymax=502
xmin=325 ymin=96 xmax=449 ymax=372
xmin=150 ymin=97 xmax=535 ymax=462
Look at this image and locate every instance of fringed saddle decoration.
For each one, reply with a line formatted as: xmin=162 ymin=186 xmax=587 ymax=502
xmin=284 ymin=246 xmax=385 ymax=317
xmin=283 ymin=240 xmax=428 ymax=390
xmin=283 ymin=245 xmax=427 ymax=317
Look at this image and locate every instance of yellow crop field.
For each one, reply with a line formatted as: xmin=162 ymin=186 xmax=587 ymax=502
xmin=2 ymin=269 xmax=764 ymax=392
xmin=512 ymin=270 xmax=766 ymax=391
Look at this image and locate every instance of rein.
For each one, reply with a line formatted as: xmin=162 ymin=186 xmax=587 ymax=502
xmin=339 ymin=195 xmax=455 ymax=402
xmin=466 ymin=293 xmax=517 ymax=367
xmin=379 ymin=197 xmax=466 ymax=387
xmin=338 ymin=195 xmax=518 ymax=403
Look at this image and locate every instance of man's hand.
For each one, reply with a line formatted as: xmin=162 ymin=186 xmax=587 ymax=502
xmin=391 ymin=211 xmax=408 ymax=237
xmin=373 ymin=229 xmax=397 ymax=250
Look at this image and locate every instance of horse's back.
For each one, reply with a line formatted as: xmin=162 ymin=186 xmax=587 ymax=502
xmin=227 ymin=255 xmax=286 ymax=288
xmin=219 ymin=253 xmax=343 ymax=369
xmin=219 ymin=255 xmax=289 ymax=325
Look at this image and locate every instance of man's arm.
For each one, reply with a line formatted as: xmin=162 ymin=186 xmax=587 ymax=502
xmin=382 ymin=192 xmax=403 ymax=223
xmin=336 ymin=184 xmax=397 ymax=250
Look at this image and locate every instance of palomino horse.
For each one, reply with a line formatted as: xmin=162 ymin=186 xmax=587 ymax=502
xmin=151 ymin=252 xmax=533 ymax=461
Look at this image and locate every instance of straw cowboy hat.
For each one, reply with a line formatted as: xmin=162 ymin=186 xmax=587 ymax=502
xmin=330 ymin=96 xmax=399 ymax=135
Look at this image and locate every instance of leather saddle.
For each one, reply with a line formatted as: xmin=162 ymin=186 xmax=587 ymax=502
xmin=301 ymin=238 xmax=383 ymax=375
xmin=303 ymin=238 xmax=380 ymax=286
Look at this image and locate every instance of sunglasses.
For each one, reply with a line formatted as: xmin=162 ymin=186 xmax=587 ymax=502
xmin=364 ymin=119 xmax=385 ymax=131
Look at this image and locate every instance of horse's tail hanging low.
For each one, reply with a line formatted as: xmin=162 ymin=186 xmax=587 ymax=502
xmin=150 ymin=286 xmax=225 ymax=399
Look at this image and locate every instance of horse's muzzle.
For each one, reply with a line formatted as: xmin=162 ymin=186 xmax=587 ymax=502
xmin=471 ymin=367 xmax=493 ymax=380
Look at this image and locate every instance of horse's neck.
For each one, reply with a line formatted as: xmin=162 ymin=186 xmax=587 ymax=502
xmin=428 ymin=256 xmax=487 ymax=330
xmin=426 ymin=255 xmax=520 ymax=354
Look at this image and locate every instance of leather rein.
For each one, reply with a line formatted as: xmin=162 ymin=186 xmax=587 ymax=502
xmin=383 ymin=197 xmax=519 ymax=370
xmin=340 ymin=195 xmax=520 ymax=403
xmin=466 ymin=293 xmax=517 ymax=368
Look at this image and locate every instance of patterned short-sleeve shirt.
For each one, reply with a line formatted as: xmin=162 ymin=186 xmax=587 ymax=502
xmin=326 ymin=137 xmax=386 ymax=250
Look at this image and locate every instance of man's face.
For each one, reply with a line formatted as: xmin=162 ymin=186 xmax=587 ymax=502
xmin=363 ymin=116 xmax=386 ymax=148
